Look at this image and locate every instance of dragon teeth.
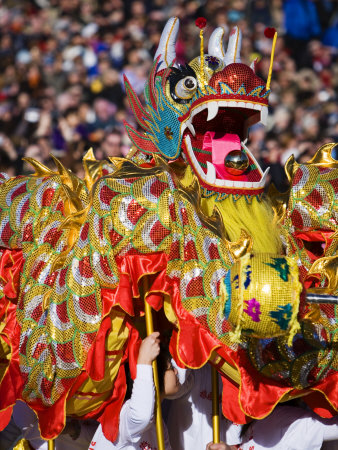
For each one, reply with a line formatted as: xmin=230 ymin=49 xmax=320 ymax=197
xmin=207 ymin=102 xmax=218 ymax=121
xmin=206 ymin=161 xmax=216 ymax=184
xmin=260 ymin=106 xmax=268 ymax=125
xmin=186 ymin=120 xmax=196 ymax=137
xmin=259 ymin=167 xmax=270 ymax=186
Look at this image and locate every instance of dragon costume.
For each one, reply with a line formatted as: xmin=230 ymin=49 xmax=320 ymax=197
xmin=0 ymin=17 xmax=337 ymax=442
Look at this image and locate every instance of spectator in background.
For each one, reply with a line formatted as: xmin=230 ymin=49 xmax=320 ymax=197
xmin=96 ymin=128 xmax=124 ymax=160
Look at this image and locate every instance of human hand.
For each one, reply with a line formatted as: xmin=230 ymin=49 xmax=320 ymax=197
xmin=206 ymin=442 xmax=231 ymax=450
xmin=137 ymin=332 xmax=160 ymax=365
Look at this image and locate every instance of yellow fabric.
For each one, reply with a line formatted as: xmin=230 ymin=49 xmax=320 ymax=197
xmin=13 ymin=439 xmax=32 ymax=450
xmin=66 ymin=310 xmax=128 ymax=415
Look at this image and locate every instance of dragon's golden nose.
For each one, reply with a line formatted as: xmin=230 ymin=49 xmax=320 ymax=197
xmin=224 ymin=150 xmax=249 ymax=175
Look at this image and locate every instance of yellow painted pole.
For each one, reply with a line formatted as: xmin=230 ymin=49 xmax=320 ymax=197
xmin=144 ymin=278 xmax=165 ymax=450
xmin=211 ymin=365 xmax=220 ymax=443
xmin=266 ymin=31 xmax=278 ymax=91
xmin=48 ymin=440 xmax=55 ymax=450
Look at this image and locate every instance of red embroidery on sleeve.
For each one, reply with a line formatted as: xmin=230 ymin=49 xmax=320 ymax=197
xmin=140 ymin=441 xmax=157 ymax=450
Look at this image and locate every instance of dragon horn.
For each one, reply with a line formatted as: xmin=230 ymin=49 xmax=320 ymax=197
xmin=208 ymin=27 xmax=226 ymax=61
xmin=154 ymin=17 xmax=179 ymax=69
xmin=223 ymin=26 xmax=242 ymax=66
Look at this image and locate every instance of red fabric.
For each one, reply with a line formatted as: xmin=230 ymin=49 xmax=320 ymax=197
xmin=308 ymin=372 xmax=338 ymax=415
xmin=85 ymin=315 xmax=112 ymax=382
xmin=0 ymin=405 xmax=13 ymax=431
xmin=99 ymin=322 xmax=141 ymax=442
xmin=221 ymin=375 xmax=250 ymax=424
xmin=99 ymin=363 xmax=127 ymax=443
xmin=0 ymin=307 xmax=23 ymax=413
xmin=227 ymin=347 xmax=292 ymax=421
xmin=168 ymin=278 xmax=221 ymax=368
xmin=1 ymin=246 xmax=337 ymax=434
xmin=101 ymin=253 xmax=168 ymax=316
xmin=294 ymin=231 xmax=334 ymax=242
xmin=36 ymin=394 xmax=68 ymax=440
xmin=0 ymin=249 xmax=24 ymax=302
xmin=65 ymin=317 xmax=141 ymax=443
xmin=303 ymin=390 xmax=338 ymax=418
xmin=124 ymin=320 xmax=142 ymax=380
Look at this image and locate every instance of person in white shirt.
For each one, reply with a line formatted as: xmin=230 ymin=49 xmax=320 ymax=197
xmin=205 ymin=405 xmax=338 ymax=450
xmin=167 ymin=363 xmax=242 ymax=449
xmin=89 ymin=331 xmax=180 ymax=450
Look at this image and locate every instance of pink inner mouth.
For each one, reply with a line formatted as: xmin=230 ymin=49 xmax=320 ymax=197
xmin=203 ymin=132 xmax=242 ymax=179
xmin=202 ymin=131 xmax=255 ymax=181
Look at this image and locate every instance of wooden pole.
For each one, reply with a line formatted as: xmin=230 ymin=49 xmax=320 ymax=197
xmin=143 ymin=278 xmax=165 ymax=450
xmin=211 ymin=365 xmax=220 ymax=443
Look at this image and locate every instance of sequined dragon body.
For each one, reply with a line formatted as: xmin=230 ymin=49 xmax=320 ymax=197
xmin=0 ymin=18 xmax=337 ymax=440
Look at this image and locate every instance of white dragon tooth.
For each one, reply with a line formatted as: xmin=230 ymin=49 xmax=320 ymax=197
xmin=206 ymin=162 xmax=216 ymax=184
xmin=186 ymin=120 xmax=196 ymax=137
xmin=215 ymin=178 xmax=235 ymax=187
xmin=184 ymin=134 xmax=192 ymax=149
xmin=207 ymin=102 xmax=218 ymax=121
xmin=259 ymin=167 xmax=270 ymax=186
xmin=253 ymin=104 xmax=261 ymax=110
xmin=260 ymin=106 xmax=268 ymax=125
xmin=232 ymin=180 xmax=245 ymax=188
xmin=245 ymin=102 xmax=253 ymax=109
xmin=227 ymin=101 xmax=237 ymax=108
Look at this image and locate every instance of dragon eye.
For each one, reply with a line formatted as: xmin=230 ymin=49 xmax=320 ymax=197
xmin=168 ymin=64 xmax=198 ymax=104
xmin=174 ymin=76 xmax=197 ymax=100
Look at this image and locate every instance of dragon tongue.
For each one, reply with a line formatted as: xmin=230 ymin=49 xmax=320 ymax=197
xmin=203 ymin=132 xmax=242 ymax=179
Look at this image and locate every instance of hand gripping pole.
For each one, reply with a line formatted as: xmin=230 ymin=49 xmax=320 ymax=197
xmin=143 ymin=277 xmax=165 ymax=450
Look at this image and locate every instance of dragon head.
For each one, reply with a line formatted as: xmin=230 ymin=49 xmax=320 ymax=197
xmin=125 ymin=17 xmax=270 ymax=200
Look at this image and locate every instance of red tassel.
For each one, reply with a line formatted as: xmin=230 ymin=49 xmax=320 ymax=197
xmin=264 ymin=27 xmax=276 ymax=39
xmin=195 ymin=17 xmax=207 ymax=29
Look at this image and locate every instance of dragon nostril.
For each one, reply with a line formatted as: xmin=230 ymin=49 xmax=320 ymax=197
xmin=224 ymin=150 xmax=249 ymax=175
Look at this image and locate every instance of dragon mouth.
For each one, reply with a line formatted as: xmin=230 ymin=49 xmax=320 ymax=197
xmin=181 ymin=100 xmax=269 ymax=190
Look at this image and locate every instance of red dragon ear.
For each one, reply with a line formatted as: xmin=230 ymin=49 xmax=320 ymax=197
xmin=146 ymin=55 xmax=161 ymax=112
xmin=124 ymin=121 xmax=159 ymax=155
xmin=124 ymin=74 xmax=152 ymax=132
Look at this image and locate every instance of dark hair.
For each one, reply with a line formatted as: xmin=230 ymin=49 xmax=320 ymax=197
xmin=156 ymin=344 xmax=172 ymax=394
xmin=125 ymin=362 xmax=134 ymax=401
xmin=240 ymin=421 xmax=254 ymax=438
xmin=124 ymin=344 xmax=172 ymax=400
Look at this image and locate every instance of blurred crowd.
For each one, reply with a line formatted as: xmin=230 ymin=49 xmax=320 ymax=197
xmin=0 ymin=0 xmax=337 ymax=191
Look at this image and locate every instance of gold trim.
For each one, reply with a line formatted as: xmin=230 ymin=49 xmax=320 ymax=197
xmin=233 ymin=26 xmax=239 ymax=63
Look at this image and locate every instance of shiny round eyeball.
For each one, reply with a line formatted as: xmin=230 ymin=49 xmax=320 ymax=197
xmin=224 ymin=150 xmax=249 ymax=175
xmin=175 ymin=76 xmax=197 ymax=99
